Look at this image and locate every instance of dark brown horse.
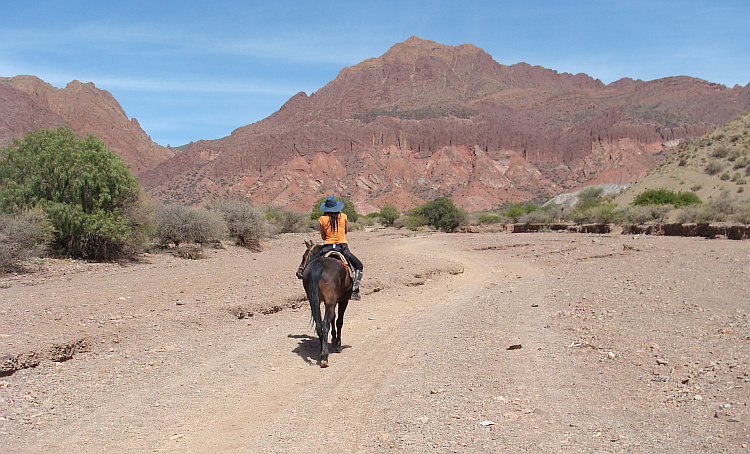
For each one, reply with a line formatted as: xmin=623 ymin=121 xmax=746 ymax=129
xmin=296 ymin=240 xmax=352 ymax=367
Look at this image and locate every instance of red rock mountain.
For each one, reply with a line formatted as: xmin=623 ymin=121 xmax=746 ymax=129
xmin=0 ymin=75 xmax=172 ymax=174
xmin=139 ymin=37 xmax=750 ymax=212
xmin=4 ymin=38 xmax=750 ymax=212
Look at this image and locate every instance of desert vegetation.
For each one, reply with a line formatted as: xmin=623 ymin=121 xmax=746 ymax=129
xmin=0 ymin=127 xmax=150 ymax=261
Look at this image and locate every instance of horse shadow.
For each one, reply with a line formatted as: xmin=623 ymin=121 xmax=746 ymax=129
xmin=288 ymin=333 xmax=351 ymax=365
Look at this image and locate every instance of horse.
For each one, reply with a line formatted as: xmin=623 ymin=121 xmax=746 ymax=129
xmin=296 ymin=240 xmax=353 ymax=367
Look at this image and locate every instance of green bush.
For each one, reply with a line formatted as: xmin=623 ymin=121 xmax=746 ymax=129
xmin=0 ymin=210 xmax=52 ymax=273
xmin=405 ymin=212 xmax=428 ymax=230
xmin=310 ymin=196 xmax=359 ymax=222
xmin=477 ymin=213 xmax=504 ymax=225
xmin=501 ymin=203 xmax=539 ymax=223
xmin=0 ymin=127 xmax=148 ymax=260
xmin=212 ymin=201 xmax=268 ymax=250
xmin=154 ymin=205 xmax=227 ymax=247
xmin=632 ymin=189 xmax=702 ymax=208
xmin=575 ymin=187 xmax=605 ymax=210
xmin=569 ymin=204 xmax=621 ymax=225
xmin=379 ymin=204 xmax=400 ymax=226
xmin=412 ymin=197 xmax=464 ymax=232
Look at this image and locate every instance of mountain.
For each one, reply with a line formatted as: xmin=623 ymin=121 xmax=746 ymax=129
xmin=0 ymin=75 xmax=172 ymax=174
xmin=3 ymin=37 xmax=749 ymax=213
xmin=139 ymin=37 xmax=750 ymax=212
xmin=614 ymin=111 xmax=750 ymax=206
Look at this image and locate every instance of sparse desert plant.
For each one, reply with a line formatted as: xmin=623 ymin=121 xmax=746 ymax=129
xmin=154 ymin=205 xmax=227 ymax=247
xmin=705 ymin=160 xmax=724 ymax=175
xmin=518 ymin=210 xmax=549 ymax=224
xmin=730 ymin=202 xmax=750 ymax=224
xmin=619 ymin=205 xmax=671 ymax=224
xmin=541 ymin=204 xmax=566 ymax=222
xmin=212 ymin=201 xmax=268 ymax=250
xmin=266 ymin=208 xmax=309 ymax=234
xmin=712 ymin=145 xmax=729 ymax=158
xmin=0 ymin=209 xmax=52 ymax=273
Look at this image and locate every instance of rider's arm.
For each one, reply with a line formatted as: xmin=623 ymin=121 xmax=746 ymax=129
xmin=319 ymin=222 xmax=327 ymax=241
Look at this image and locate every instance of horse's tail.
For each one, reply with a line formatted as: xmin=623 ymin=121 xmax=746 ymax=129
xmin=306 ymin=259 xmax=324 ymax=328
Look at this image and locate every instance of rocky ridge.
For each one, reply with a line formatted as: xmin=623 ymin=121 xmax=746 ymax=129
xmin=3 ymin=37 xmax=750 ymax=212
xmin=0 ymin=76 xmax=172 ymax=175
xmin=139 ymin=37 xmax=750 ymax=212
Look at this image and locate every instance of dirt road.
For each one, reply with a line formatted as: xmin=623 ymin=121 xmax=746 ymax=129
xmin=1 ymin=229 xmax=749 ymax=452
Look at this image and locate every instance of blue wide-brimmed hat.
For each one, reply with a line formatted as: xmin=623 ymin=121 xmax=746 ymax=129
xmin=320 ymin=195 xmax=345 ymax=213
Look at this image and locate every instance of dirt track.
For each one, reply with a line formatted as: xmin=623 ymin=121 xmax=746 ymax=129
xmin=1 ymin=229 xmax=749 ymax=453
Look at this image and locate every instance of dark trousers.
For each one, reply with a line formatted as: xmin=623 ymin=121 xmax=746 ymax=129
xmin=317 ymin=243 xmax=363 ymax=271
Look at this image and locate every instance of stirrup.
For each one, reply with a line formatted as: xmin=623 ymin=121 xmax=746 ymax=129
xmin=351 ymin=289 xmax=361 ymax=300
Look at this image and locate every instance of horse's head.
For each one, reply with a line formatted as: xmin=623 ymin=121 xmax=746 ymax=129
xmin=296 ymin=240 xmax=317 ymax=279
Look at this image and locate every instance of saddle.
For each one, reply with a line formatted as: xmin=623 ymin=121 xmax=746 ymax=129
xmin=322 ymin=250 xmax=355 ymax=280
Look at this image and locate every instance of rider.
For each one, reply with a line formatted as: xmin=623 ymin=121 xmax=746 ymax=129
xmin=317 ymin=195 xmax=363 ymax=300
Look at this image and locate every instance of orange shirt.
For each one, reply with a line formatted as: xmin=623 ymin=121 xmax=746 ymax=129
xmin=319 ymin=213 xmax=348 ymax=244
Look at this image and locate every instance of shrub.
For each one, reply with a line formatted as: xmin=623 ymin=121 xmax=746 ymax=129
xmin=379 ymin=204 xmax=400 ymax=226
xmin=212 ymin=201 xmax=268 ymax=250
xmin=705 ymin=160 xmax=724 ymax=175
xmin=518 ymin=210 xmax=549 ymax=224
xmin=619 ymin=205 xmax=671 ymax=224
xmin=569 ymin=204 xmax=621 ymax=225
xmin=576 ymin=187 xmax=605 ymax=210
xmin=730 ymin=202 xmax=750 ymax=224
xmin=632 ymin=189 xmax=701 ymax=207
xmin=0 ymin=210 xmax=52 ymax=273
xmin=712 ymin=146 xmax=729 ymax=158
xmin=501 ymin=203 xmax=539 ymax=223
xmin=266 ymin=208 xmax=309 ymax=234
xmin=154 ymin=205 xmax=227 ymax=247
xmin=477 ymin=213 xmax=503 ymax=225
xmin=0 ymin=127 xmax=148 ymax=260
xmin=412 ymin=197 xmax=464 ymax=232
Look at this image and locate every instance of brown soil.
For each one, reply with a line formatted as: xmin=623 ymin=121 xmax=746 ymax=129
xmin=1 ymin=229 xmax=749 ymax=453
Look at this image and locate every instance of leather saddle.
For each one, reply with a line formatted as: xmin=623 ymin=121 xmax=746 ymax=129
xmin=322 ymin=250 xmax=355 ymax=280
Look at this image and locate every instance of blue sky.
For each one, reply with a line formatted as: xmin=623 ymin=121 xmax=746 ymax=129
xmin=3 ymin=1 xmax=748 ymax=147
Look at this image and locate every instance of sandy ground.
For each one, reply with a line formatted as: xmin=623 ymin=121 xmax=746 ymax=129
xmin=1 ymin=228 xmax=749 ymax=453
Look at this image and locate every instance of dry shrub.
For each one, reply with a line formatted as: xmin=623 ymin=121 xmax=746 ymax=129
xmin=0 ymin=210 xmax=51 ymax=273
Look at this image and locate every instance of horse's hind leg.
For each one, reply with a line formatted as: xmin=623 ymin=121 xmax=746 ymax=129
xmin=332 ymin=301 xmax=348 ymax=352
xmin=320 ymin=303 xmax=335 ymax=367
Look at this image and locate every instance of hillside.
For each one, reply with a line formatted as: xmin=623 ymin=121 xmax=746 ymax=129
xmin=3 ymin=37 xmax=749 ymax=212
xmin=0 ymin=76 xmax=173 ymax=175
xmin=614 ymin=111 xmax=750 ymax=206
xmin=139 ymin=37 xmax=750 ymax=212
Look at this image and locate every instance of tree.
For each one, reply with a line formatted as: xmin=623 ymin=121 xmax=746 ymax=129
xmin=0 ymin=127 xmax=147 ymax=259
xmin=413 ymin=197 xmax=463 ymax=232
xmin=379 ymin=204 xmax=400 ymax=226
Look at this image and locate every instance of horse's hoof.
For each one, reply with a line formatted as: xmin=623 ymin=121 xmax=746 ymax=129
xmin=320 ymin=359 xmax=329 ymax=368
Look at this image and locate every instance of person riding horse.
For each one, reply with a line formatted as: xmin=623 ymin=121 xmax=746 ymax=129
xmin=315 ymin=195 xmax=363 ymax=300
